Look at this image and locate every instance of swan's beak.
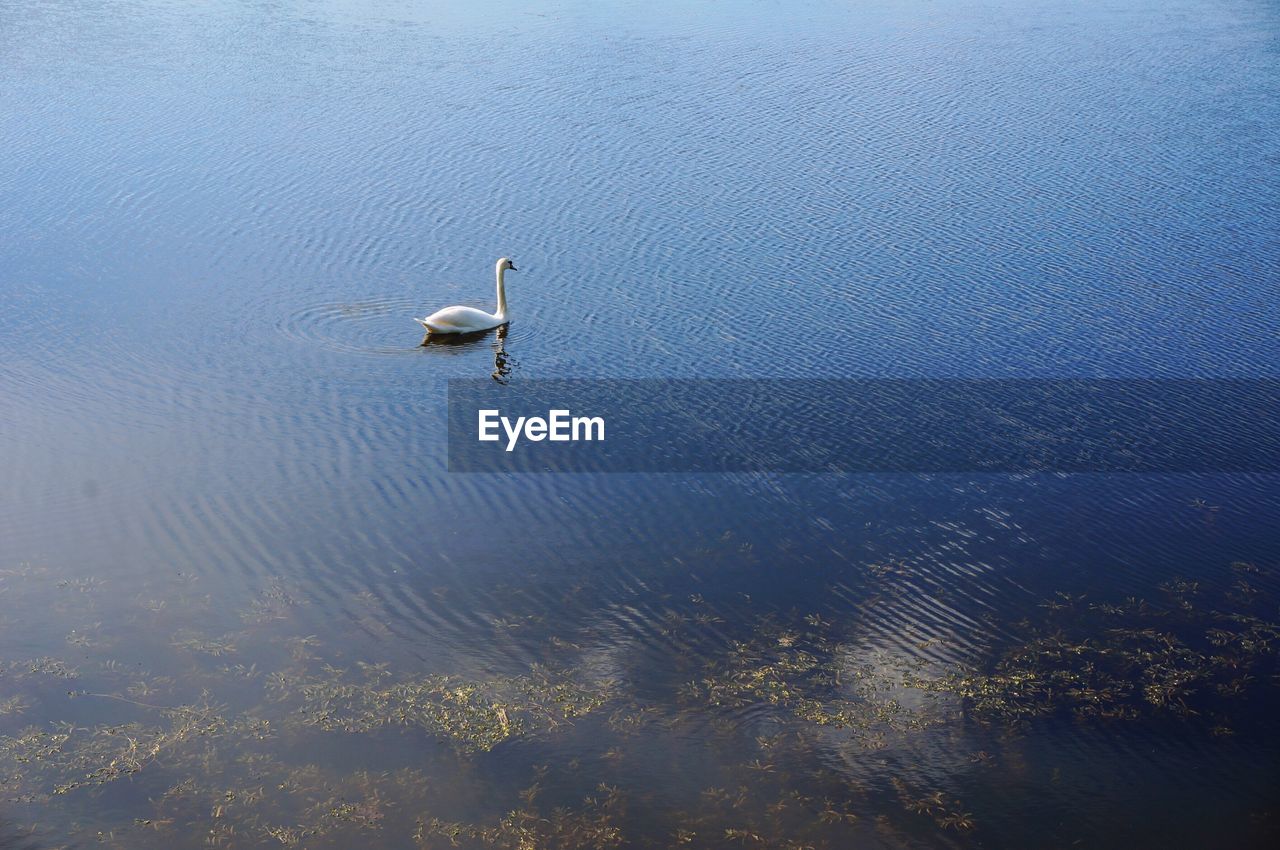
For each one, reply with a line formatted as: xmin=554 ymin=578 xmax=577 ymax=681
xmin=509 ymin=264 xmax=518 ymax=271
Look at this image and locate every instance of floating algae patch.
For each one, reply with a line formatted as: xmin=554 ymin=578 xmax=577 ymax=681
xmin=1 ymin=558 xmax=1278 ymax=847
xmin=162 ymin=763 xmax=436 ymax=849
xmin=888 ymin=776 xmax=975 ymax=833
xmin=903 ymin=566 xmax=1280 ymax=730
xmin=239 ymin=578 xmax=308 ymax=625
xmin=171 ymin=631 xmax=240 ymax=657
xmin=5 ymin=657 xmax=79 ymax=681
xmin=0 ymin=696 xmax=244 ymax=803
xmin=286 ymin=662 xmax=615 ymax=751
xmin=415 ymin=781 xmax=626 ymax=849
xmin=677 ymin=616 xmax=952 ymax=748
xmin=0 ymin=657 xmax=620 ymax=847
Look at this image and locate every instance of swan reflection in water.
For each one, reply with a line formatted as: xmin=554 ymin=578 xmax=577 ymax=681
xmin=420 ymin=324 xmax=516 ymax=383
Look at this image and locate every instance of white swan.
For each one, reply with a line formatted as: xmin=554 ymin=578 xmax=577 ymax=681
xmin=415 ymin=257 xmax=517 ymax=335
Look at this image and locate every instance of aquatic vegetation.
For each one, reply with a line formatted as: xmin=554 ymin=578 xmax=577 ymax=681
xmin=890 ymin=777 xmax=974 ymax=832
xmin=241 ymin=579 xmax=305 ymax=624
xmin=172 ymin=632 xmax=239 ymax=656
xmin=0 ymin=557 xmax=1276 ymax=848
xmin=904 ymin=574 xmax=1280 ymax=727
xmin=0 ymin=695 xmax=31 ymax=718
xmin=415 ymin=782 xmax=625 ymax=849
xmin=7 ymin=657 xmax=79 ymax=680
xmin=678 ymin=629 xmax=944 ymax=747
xmin=56 ymin=576 xmax=106 ymax=594
xmin=0 ymin=697 xmax=230 ymax=801
xmin=288 ymin=663 xmax=614 ymax=751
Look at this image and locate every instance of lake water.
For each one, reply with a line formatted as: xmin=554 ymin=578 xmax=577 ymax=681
xmin=2 ymin=0 xmax=1279 ymax=847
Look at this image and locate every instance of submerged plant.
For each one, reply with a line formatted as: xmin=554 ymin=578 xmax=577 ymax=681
xmin=0 ymin=556 xmax=1276 ymax=848
xmin=415 ymin=782 xmax=625 ymax=849
xmin=286 ymin=663 xmax=614 ymax=752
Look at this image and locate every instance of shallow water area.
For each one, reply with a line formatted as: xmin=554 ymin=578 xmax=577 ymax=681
xmin=2 ymin=0 xmax=1280 ymax=847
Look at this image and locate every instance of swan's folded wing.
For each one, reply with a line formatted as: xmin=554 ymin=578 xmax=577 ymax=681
xmin=418 ymin=305 xmax=499 ymax=333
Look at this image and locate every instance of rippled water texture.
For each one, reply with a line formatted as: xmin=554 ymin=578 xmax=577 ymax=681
xmin=2 ymin=0 xmax=1279 ymax=847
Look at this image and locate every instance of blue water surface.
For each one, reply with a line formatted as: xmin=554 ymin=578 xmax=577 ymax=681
xmin=1 ymin=1 xmax=1278 ymax=847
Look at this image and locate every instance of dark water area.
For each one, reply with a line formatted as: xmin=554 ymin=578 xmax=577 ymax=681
xmin=2 ymin=0 xmax=1279 ymax=847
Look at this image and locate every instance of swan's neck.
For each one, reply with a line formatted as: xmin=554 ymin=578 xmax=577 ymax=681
xmin=494 ymin=264 xmax=508 ymax=319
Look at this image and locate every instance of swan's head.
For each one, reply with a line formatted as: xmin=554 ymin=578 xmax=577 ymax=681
xmin=497 ymin=257 xmax=517 ymax=272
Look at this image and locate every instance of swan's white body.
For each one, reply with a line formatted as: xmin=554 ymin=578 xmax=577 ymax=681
xmin=415 ymin=258 xmax=515 ymax=334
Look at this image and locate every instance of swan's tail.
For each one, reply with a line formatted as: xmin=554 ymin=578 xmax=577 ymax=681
xmin=414 ymin=317 xmax=435 ymax=333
